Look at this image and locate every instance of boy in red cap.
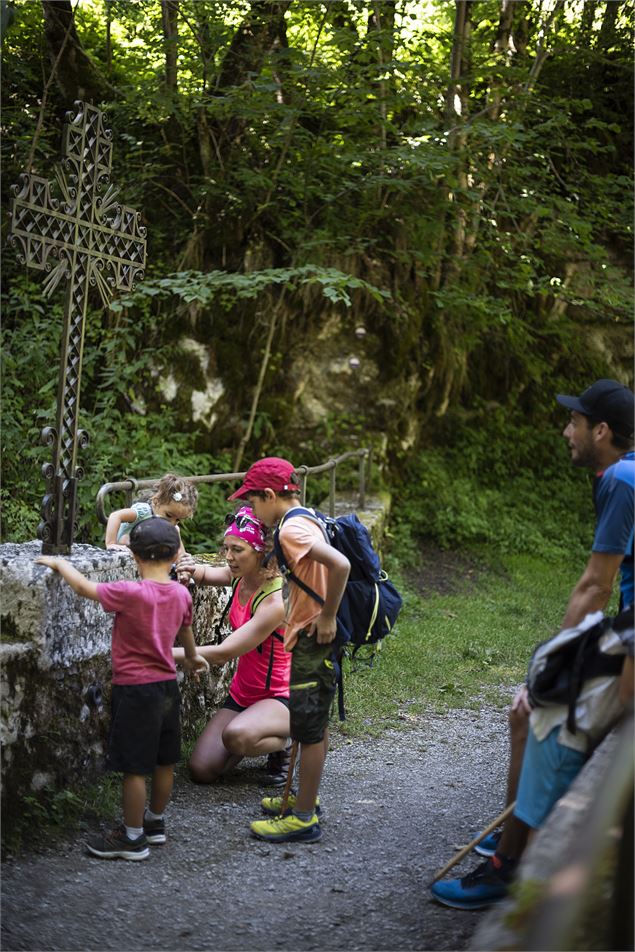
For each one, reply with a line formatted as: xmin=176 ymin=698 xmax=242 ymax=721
xmin=228 ymin=457 xmax=351 ymax=842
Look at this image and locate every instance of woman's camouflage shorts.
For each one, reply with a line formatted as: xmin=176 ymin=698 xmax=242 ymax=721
xmin=289 ymin=629 xmax=337 ymax=744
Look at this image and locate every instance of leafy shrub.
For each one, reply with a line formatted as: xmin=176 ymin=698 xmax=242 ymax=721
xmin=392 ymin=409 xmax=592 ymax=564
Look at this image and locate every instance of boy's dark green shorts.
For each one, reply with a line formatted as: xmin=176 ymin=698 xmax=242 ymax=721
xmin=289 ymin=629 xmax=337 ymax=745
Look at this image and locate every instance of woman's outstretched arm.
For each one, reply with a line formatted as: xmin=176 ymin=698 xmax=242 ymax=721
xmin=173 ymin=591 xmax=285 ymax=666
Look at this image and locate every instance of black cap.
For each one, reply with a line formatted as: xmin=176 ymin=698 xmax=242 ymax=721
xmin=129 ymin=517 xmax=180 ymax=560
xmin=556 ymin=379 xmax=634 ymax=440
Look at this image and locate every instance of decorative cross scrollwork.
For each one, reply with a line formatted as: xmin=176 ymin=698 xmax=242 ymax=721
xmin=9 ymin=101 xmax=147 ymax=553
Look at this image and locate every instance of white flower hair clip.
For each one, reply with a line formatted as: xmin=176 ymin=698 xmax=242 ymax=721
xmin=172 ymin=491 xmax=183 ymax=502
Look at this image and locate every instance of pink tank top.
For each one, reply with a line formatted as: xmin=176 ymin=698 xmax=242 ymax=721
xmin=228 ymin=580 xmax=290 ymax=707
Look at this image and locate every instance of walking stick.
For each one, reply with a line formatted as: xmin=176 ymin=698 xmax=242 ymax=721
xmin=279 ymin=741 xmax=299 ymax=815
xmin=428 ymin=801 xmax=516 ymax=885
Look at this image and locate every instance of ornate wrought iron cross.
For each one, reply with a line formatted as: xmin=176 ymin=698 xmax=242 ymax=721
xmin=9 ymin=102 xmax=147 ymax=554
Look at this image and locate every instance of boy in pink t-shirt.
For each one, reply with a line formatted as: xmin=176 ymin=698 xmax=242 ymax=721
xmin=37 ymin=518 xmax=208 ymax=861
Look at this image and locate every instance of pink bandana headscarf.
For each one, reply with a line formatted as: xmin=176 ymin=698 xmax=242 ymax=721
xmin=224 ymin=505 xmax=267 ymax=552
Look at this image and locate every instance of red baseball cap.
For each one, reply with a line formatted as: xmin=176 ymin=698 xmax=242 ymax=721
xmin=228 ymin=457 xmax=300 ymax=501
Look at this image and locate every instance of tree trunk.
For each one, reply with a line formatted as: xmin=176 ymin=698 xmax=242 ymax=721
xmin=524 ymin=0 xmax=565 ymax=94
xmin=511 ymin=1 xmax=530 ymax=57
xmin=444 ymin=1 xmax=476 ymax=268
xmin=210 ymin=0 xmax=292 ymax=95
xmin=161 ymin=0 xmax=179 ymax=93
xmin=444 ymin=0 xmax=469 ymax=136
xmin=491 ymin=0 xmax=514 ymax=56
xmin=192 ymin=0 xmax=292 ymax=271
xmin=578 ymin=1 xmax=597 ymax=45
xmin=597 ymin=0 xmax=622 ymax=49
xmin=105 ymin=0 xmax=112 ymax=76
xmin=430 ymin=1 xmax=474 ymax=291
xmin=41 ymin=0 xmax=115 ymax=105
xmin=368 ymin=1 xmax=396 ymax=153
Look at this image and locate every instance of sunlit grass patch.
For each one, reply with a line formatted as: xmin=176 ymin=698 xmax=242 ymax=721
xmin=333 ymin=552 xmax=580 ymax=738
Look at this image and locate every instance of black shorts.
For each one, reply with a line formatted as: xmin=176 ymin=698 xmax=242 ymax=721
xmin=107 ymin=680 xmax=181 ymax=775
xmin=222 ymin=693 xmax=290 ymax=713
xmin=289 ymin=630 xmax=337 ymax=745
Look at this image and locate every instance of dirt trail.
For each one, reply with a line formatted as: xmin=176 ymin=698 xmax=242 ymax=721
xmin=1 ymin=705 xmax=509 ymax=952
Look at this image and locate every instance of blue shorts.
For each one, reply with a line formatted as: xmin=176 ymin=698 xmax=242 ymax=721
xmin=514 ymin=725 xmax=587 ymax=829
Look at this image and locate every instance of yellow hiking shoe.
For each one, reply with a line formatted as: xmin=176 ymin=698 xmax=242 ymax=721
xmin=260 ymin=793 xmax=322 ymax=817
xmin=250 ymin=812 xmax=321 ymax=843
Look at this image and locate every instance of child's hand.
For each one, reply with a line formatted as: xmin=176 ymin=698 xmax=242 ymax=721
xmin=176 ymin=553 xmax=196 ymax=576
xmin=313 ymin=612 xmax=337 ymax=644
xmin=36 ymin=556 xmax=60 ymax=571
xmin=182 ymin=654 xmax=209 ymax=681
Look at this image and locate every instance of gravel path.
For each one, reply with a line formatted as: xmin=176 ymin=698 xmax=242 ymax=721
xmin=1 ymin=705 xmax=510 ymax=952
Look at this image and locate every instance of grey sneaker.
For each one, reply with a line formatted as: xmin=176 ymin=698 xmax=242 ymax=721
xmin=265 ymin=741 xmax=293 ymax=786
xmin=87 ymin=824 xmax=149 ymax=861
xmin=143 ymin=812 xmax=166 ymax=845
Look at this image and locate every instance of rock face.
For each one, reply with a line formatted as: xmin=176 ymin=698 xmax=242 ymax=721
xmin=0 ymin=542 xmax=231 ymax=812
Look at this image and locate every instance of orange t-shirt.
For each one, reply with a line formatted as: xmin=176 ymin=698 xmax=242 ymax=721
xmin=278 ymin=515 xmax=328 ymax=650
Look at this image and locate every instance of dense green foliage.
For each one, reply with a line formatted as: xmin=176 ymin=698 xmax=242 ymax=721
xmin=391 ymin=406 xmax=594 ymax=564
xmin=1 ymin=0 xmax=632 ymax=549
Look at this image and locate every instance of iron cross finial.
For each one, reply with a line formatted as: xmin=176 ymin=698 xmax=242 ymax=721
xmin=8 ymin=102 xmax=148 ymax=554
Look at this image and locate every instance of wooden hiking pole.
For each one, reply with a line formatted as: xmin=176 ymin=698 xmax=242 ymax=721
xmin=279 ymin=741 xmax=299 ymax=815
xmin=429 ymin=801 xmax=516 ymax=885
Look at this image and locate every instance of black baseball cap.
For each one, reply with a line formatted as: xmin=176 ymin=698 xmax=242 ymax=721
xmin=556 ymin=379 xmax=634 ymax=439
xmin=129 ymin=517 xmax=180 ymax=561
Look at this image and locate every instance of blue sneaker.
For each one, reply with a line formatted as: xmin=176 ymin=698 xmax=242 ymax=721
xmin=474 ymin=830 xmax=501 ymax=857
xmin=430 ymin=858 xmax=513 ymax=910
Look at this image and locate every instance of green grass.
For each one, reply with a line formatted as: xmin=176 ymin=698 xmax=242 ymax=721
xmin=333 ymin=552 xmax=582 ymax=737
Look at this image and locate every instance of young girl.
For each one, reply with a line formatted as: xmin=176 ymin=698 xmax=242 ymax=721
xmin=105 ymin=473 xmax=198 ymax=554
xmin=175 ymin=506 xmax=291 ymax=784
xmin=36 ymin=518 xmax=209 ymax=861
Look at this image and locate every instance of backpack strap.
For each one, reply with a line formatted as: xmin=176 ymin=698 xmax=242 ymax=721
xmin=215 ymin=577 xmax=239 ymax=642
xmin=251 ymin=576 xmax=284 ymax=615
xmin=275 ymin=510 xmax=347 ymax=720
xmin=251 ymin=577 xmax=285 ymax=668
xmin=273 ymin=509 xmax=327 ymax=606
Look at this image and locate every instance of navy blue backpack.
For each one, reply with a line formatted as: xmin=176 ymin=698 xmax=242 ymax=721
xmin=272 ymin=507 xmax=402 ymax=719
xmin=273 ymin=507 xmax=402 ymax=656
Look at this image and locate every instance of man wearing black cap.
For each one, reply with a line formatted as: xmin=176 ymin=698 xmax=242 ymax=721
xmin=431 ymin=378 xmax=634 ymax=910
xmin=556 ymin=378 xmax=634 ymax=620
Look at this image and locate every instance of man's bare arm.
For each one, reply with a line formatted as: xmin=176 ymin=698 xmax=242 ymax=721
xmin=561 ymin=551 xmax=624 ymax=629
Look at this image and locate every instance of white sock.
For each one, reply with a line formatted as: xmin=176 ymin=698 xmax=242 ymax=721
xmin=144 ymin=808 xmax=164 ymax=822
xmin=125 ymin=825 xmax=144 ymax=840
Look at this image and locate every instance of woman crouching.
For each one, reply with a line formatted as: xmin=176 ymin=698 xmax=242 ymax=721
xmin=174 ymin=506 xmax=290 ymax=783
